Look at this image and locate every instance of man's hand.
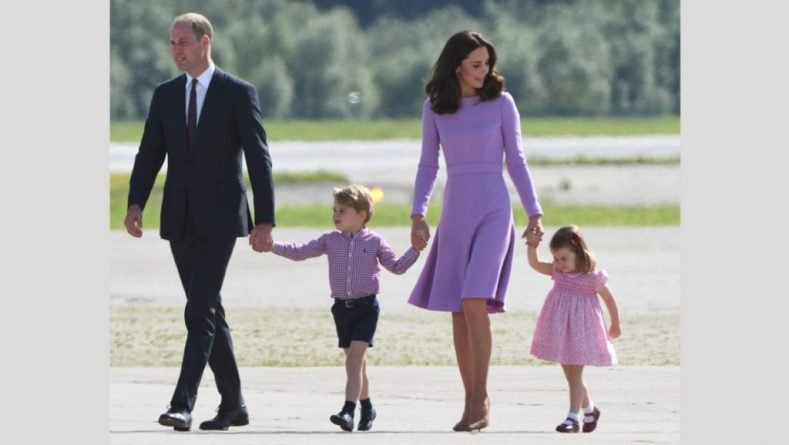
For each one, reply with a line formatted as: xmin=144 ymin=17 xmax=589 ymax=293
xmin=124 ymin=205 xmax=144 ymax=238
xmin=250 ymin=223 xmax=274 ymax=252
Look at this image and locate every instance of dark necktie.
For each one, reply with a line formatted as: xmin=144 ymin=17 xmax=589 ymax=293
xmin=187 ymin=78 xmax=197 ymax=149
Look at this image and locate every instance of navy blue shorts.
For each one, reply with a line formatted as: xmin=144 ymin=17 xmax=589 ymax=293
xmin=330 ymin=295 xmax=380 ymax=348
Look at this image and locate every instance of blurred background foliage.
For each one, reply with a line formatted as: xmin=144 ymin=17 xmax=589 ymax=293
xmin=111 ymin=0 xmax=679 ymax=120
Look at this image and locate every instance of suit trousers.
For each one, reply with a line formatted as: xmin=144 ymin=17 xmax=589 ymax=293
xmin=167 ymin=212 xmax=242 ymax=412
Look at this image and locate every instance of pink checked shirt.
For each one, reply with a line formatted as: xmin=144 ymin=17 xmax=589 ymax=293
xmin=272 ymin=229 xmax=420 ymax=300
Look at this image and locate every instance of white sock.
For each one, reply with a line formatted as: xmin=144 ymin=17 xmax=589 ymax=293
xmin=583 ymin=404 xmax=596 ymax=422
xmin=563 ymin=412 xmax=579 ymax=425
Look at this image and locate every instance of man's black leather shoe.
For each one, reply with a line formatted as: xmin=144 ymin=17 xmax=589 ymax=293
xmin=329 ymin=411 xmax=354 ymax=432
xmin=158 ymin=406 xmax=192 ymax=431
xmin=199 ymin=405 xmax=250 ymax=431
xmin=357 ymin=406 xmax=376 ymax=431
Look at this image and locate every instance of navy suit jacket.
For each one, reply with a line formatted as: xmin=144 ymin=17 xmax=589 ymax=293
xmin=128 ymin=67 xmax=275 ymax=240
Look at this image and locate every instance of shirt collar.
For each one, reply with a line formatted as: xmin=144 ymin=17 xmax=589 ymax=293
xmin=186 ymin=63 xmax=216 ymax=89
xmin=340 ymin=227 xmax=368 ymax=240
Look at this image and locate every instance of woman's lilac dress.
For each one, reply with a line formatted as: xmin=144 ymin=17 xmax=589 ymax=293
xmin=408 ymin=92 xmax=542 ymax=313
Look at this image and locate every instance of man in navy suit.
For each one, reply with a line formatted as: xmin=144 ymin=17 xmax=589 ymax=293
xmin=124 ymin=12 xmax=274 ymax=432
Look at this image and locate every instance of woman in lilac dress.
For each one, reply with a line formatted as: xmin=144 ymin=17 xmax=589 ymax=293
xmin=409 ymin=31 xmax=544 ymax=432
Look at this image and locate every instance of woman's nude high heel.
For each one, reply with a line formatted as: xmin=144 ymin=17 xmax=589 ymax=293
xmin=452 ymin=408 xmax=470 ymax=432
xmin=453 ymin=421 xmax=471 ymax=432
xmin=467 ymin=397 xmax=491 ymax=431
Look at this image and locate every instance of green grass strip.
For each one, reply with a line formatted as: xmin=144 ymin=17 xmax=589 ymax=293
xmin=111 ymin=116 xmax=679 ymax=142
xmin=110 ymin=171 xmax=347 ymax=229
xmin=275 ymin=203 xmax=679 ymax=227
xmin=110 ymin=173 xmax=678 ymax=229
xmin=529 ymin=154 xmax=679 ymax=166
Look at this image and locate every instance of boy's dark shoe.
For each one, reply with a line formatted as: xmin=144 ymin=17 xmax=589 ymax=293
xmin=358 ymin=405 xmax=377 ymax=431
xmin=330 ymin=411 xmax=354 ymax=432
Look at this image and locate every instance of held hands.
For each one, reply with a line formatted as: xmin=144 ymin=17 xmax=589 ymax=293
xmin=524 ymin=228 xmax=542 ymax=248
xmin=124 ymin=205 xmax=144 ymax=238
xmin=522 ymin=215 xmax=544 ymax=248
xmin=250 ymin=224 xmax=274 ymax=252
xmin=411 ymin=215 xmax=430 ymax=251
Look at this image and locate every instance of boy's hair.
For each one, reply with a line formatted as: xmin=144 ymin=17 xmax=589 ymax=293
xmin=549 ymin=225 xmax=597 ymax=274
xmin=333 ymin=184 xmax=374 ymax=224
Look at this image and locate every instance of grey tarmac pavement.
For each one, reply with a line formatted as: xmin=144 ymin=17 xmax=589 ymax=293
xmin=111 ymin=366 xmax=679 ymax=445
xmin=111 ymin=226 xmax=680 ymax=314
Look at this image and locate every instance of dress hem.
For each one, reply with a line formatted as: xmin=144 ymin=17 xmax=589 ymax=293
xmin=408 ymin=300 xmax=507 ymax=314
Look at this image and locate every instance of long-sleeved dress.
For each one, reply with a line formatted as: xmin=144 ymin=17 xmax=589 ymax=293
xmin=408 ymin=92 xmax=542 ymax=313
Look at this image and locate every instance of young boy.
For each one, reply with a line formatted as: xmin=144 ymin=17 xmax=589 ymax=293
xmin=263 ymin=184 xmax=420 ymax=432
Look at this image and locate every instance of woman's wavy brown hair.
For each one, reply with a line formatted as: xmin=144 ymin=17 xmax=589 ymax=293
xmin=425 ymin=31 xmax=504 ymax=115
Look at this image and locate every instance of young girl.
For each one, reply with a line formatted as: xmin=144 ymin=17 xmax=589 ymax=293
xmin=525 ymin=225 xmax=621 ymax=433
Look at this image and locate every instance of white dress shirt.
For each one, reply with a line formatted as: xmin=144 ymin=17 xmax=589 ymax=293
xmin=184 ymin=63 xmax=216 ymax=125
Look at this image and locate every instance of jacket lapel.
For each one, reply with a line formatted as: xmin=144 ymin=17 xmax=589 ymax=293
xmin=170 ymin=74 xmax=189 ymax=154
xmin=194 ymin=67 xmax=225 ymax=147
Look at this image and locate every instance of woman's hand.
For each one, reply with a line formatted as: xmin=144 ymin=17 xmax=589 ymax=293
xmin=524 ymin=228 xmax=541 ymax=248
xmin=411 ymin=215 xmax=430 ymax=251
xmin=522 ymin=214 xmax=544 ymax=242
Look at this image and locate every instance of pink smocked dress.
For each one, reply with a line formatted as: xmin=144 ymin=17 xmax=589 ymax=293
xmin=408 ymin=93 xmax=542 ymax=314
xmin=530 ymin=264 xmax=617 ymax=366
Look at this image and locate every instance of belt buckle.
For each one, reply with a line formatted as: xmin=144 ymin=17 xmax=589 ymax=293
xmin=344 ymin=299 xmax=354 ymax=308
